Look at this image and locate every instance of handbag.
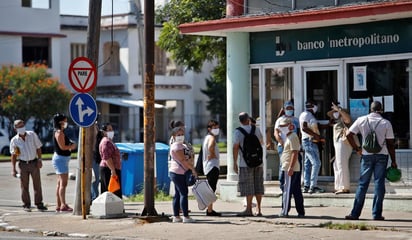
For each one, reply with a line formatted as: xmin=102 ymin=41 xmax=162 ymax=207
xmin=192 ymin=179 xmax=217 ymax=210
xmin=108 ymin=175 xmax=121 ymax=193
xmin=185 ymin=170 xmax=196 ymax=186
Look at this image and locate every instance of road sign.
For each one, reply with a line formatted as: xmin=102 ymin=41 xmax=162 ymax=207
xmin=68 ymin=57 xmax=97 ymax=93
xmin=69 ymin=93 xmax=98 ymax=127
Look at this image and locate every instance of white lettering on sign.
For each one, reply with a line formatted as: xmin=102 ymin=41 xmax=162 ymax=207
xmin=297 ymin=40 xmax=325 ymax=50
xmin=294 ymin=33 xmax=400 ymax=52
xmin=329 ymin=33 xmax=400 ymax=48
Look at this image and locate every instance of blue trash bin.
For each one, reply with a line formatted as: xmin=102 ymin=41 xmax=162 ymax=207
xmin=116 ymin=142 xmax=170 ymax=196
xmin=155 ymin=142 xmax=171 ymax=194
xmin=116 ymin=142 xmax=144 ymax=196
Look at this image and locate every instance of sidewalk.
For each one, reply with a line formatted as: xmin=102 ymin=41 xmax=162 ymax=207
xmin=1 ymin=197 xmax=412 ymax=240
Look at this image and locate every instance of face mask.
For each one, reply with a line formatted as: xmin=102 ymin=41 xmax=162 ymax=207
xmin=17 ymin=127 xmax=26 ymax=135
xmin=333 ymin=112 xmax=340 ymax=119
xmin=211 ymin=128 xmax=220 ymax=136
xmin=312 ymin=105 xmax=318 ymax=113
xmin=175 ymin=135 xmax=185 ymax=143
xmin=285 ymin=110 xmax=294 ymax=117
xmin=63 ymin=122 xmax=68 ymax=129
xmin=106 ymin=131 xmax=114 ymax=139
xmin=279 ymin=126 xmax=290 ymax=135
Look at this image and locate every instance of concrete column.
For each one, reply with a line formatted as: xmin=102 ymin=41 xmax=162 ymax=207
xmin=226 ymin=32 xmax=250 ymax=183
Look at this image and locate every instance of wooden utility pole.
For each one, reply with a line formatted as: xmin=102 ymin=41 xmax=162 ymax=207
xmin=141 ymin=0 xmax=157 ymax=216
xmin=73 ymin=0 xmax=102 ymax=218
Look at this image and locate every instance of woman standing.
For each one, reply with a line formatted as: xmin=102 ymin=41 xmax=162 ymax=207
xmin=327 ymin=102 xmax=353 ymax=194
xmin=202 ymin=120 xmax=221 ymax=216
xmin=52 ymin=114 xmax=76 ymax=212
xmin=169 ymin=126 xmax=197 ymax=223
xmin=99 ymin=123 xmax=122 ymax=199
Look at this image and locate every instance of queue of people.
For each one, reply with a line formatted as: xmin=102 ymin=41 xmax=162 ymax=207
xmin=8 ymin=100 xmax=398 ymax=222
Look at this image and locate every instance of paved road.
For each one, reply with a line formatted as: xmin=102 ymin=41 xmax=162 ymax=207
xmin=1 ymin=160 xmax=412 ymax=240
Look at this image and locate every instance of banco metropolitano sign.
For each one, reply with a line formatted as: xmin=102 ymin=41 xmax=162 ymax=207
xmin=251 ymin=18 xmax=412 ymax=64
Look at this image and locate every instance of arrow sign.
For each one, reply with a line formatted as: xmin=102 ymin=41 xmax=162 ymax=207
xmin=69 ymin=93 xmax=98 ymax=127
xmin=68 ymin=57 xmax=97 ymax=93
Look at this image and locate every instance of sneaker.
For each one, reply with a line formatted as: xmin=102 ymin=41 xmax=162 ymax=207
xmin=206 ymin=210 xmax=222 ymax=217
xmin=23 ymin=206 xmax=31 ymax=212
xmin=172 ymin=216 xmax=182 ymax=223
xmin=302 ymin=186 xmax=309 ymax=193
xmin=37 ymin=203 xmax=48 ymax=212
xmin=373 ymin=216 xmax=385 ymax=221
xmin=309 ymin=187 xmax=325 ymax=194
xmin=60 ymin=204 xmax=73 ymax=212
xmin=345 ymin=215 xmax=359 ymax=220
xmin=183 ymin=217 xmax=196 ymax=223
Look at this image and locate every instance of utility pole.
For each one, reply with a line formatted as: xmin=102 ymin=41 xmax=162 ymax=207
xmin=141 ymin=0 xmax=157 ymax=216
xmin=73 ymin=0 xmax=102 ymax=218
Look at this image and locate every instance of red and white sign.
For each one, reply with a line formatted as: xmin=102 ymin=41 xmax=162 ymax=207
xmin=68 ymin=57 xmax=97 ymax=93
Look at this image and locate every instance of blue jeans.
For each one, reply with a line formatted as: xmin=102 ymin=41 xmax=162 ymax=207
xmin=277 ymin=145 xmax=284 ymax=190
xmin=302 ymin=138 xmax=321 ymax=188
xmin=91 ymin=160 xmax=100 ymax=202
xmin=350 ymin=154 xmax=388 ymax=219
xmin=169 ymin=172 xmax=189 ymax=217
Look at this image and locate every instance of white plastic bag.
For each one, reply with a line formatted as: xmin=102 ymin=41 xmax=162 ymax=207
xmin=192 ymin=179 xmax=217 ymax=210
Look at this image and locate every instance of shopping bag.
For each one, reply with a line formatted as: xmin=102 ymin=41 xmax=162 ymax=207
xmin=108 ymin=175 xmax=120 ymax=193
xmin=191 ymin=179 xmax=217 ymax=210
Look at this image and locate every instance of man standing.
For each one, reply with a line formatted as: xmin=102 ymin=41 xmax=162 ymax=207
xmin=274 ymin=100 xmax=300 ymax=190
xmin=233 ymin=112 xmax=264 ymax=216
xmin=345 ymin=101 xmax=397 ymax=221
xmin=10 ymin=119 xmax=47 ymax=212
xmin=299 ymin=99 xmax=325 ymax=194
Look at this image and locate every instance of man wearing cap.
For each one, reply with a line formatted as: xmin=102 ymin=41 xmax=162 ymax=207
xmin=233 ymin=112 xmax=264 ymax=216
xmin=278 ymin=117 xmax=305 ymax=218
xmin=299 ymin=99 xmax=325 ymax=194
xmin=10 ymin=119 xmax=47 ymax=212
xmin=274 ymin=100 xmax=300 ymax=190
xmin=345 ymin=101 xmax=397 ymax=221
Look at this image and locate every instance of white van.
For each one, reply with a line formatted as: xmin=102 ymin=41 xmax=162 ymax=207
xmin=0 ymin=128 xmax=10 ymax=156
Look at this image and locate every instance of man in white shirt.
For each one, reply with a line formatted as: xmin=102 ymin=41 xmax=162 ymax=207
xmin=345 ymin=101 xmax=397 ymax=221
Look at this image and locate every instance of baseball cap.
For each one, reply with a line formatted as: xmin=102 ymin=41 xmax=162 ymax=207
xmin=284 ymin=101 xmax=294 ymax=108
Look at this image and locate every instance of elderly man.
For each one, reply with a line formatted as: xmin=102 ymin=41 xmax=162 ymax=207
xmin=10 ymin=119 xmax=47 ymax=212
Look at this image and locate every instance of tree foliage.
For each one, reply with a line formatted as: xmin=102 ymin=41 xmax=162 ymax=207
xmin=156 ymin=0 xmax=226 ymax=73
xmin=156 ymin=0 xmax=227 ymax=120
xmin=0 ymin=64 xmax=72 ymax=135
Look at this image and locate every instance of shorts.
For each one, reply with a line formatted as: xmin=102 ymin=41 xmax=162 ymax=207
xmin=52 ymin=153 xmax=71 ymax=174
xmin=238 ymin=166 xmax=264 ymax=196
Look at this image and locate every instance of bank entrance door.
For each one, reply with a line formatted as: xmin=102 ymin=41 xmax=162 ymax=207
xmin=304 ymin=67 xmax=339 ymax=177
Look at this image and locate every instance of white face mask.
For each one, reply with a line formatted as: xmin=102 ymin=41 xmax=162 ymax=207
xmin=211 ymin=128 xmax=220 ymax=136
xmin=312 ymin=105 xmax=318 ymax=113
xmin=106 ymin=131 xmax=114 ymax=139
xmin=17 ymin=127 xmax=26 ymax=135
xmin=175 ymin=135 xmax=185 ymax=143
xmin=333 ymin=112 xmax=340 ymax=119
xmin=279 ymin=126 xmax=290 ymax=135
xmin=63 ymin=122 xmax=68 ymax=129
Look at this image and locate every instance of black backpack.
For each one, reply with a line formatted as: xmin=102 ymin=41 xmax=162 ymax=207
xmin=362 ymin=118 xmax=383 ymax=153
xmin=237 ymin=125 xmax=263 ymax=168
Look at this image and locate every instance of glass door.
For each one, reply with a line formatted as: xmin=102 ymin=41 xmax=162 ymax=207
xmin=304 ymin=67 xmax=338 ymax=177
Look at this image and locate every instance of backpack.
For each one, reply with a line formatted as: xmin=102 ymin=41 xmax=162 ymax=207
xmin=237 ymin=125 xmax=263 ymax=168
xmin=362 ymin=118 xmax=383 ymax=153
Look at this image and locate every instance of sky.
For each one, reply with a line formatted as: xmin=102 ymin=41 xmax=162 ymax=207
xmin=60 ymin=0 xmax=132 ymax=16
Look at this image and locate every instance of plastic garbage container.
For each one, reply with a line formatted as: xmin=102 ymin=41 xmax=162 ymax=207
xmin=116 ymin=142 xmax=144 ymax=196
xmin=115 ymin=142 xmax=170 ymax=196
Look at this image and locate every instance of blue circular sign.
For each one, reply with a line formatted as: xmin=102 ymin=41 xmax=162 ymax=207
xmin=69 ymin=93 xmax=98 ymax=127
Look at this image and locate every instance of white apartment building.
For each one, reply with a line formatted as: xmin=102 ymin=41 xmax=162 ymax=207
xmin=0 ymin=0 xmax=214 ymax=143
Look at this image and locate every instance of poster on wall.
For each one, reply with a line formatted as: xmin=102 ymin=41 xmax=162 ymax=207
xmin=353 ymin=66 xmax=367 ymax=91
xmin=349 ymin=98 xmax=369 ymax=120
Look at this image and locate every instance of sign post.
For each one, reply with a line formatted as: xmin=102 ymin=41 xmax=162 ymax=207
xmin=68 ymin=57 xmax=98 ymax=219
